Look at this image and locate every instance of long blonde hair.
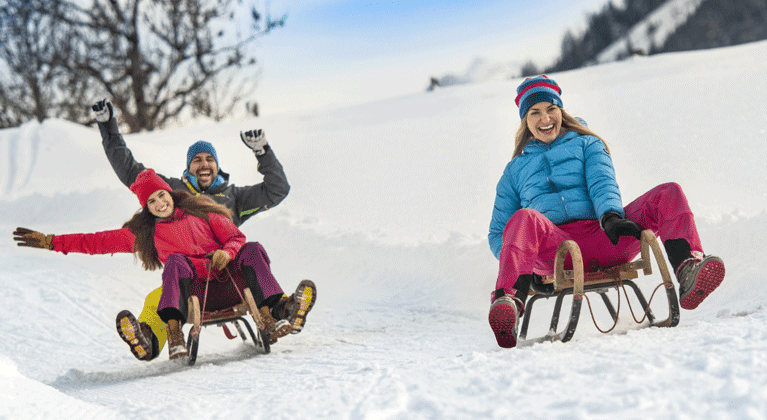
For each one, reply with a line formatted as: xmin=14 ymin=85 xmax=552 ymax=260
xmin=512 ymin=108 xmax=610 ymax=158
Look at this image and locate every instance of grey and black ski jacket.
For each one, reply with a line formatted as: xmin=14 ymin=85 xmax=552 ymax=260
xmin=97 ymin=119 xmax=290 ymax=227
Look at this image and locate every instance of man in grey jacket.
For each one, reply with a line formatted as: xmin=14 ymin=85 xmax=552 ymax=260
xmin=93 ymin=99 xmax=290 ymax=226
xmin=92 ymin=99 xmax=314 ymax=362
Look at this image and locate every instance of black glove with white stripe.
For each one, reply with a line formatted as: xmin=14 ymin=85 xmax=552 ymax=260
xmin=92 ymin=99 xmax=113 ymax=123
xmin=240 ymin=129 xmax=268 ymax=156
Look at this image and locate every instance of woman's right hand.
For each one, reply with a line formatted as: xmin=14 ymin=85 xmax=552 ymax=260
xmin=206 ymin=249 xmax=232 ymax=270
xmin=600 ymin=213 xmax=643 ymax=246
xmin=13 ymin=228 xmax=53 ymax=250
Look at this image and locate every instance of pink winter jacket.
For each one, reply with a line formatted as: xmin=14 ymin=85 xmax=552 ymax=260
xmin=52 ymin=209 xmax=246 ymax=280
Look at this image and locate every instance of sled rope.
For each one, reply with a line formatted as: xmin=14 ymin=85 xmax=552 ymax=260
xmin=223 ymin=267 xmax=248 ymax=303
xmin=200 ymin=265 xmax=213 ymax=328
xmin=583 ymin=280 xmax=667 ymax=334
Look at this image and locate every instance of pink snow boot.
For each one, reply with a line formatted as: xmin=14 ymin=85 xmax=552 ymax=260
xmin=676 ymin=254 xmax=725 ymax=310
xmin=489 ymin=290 xmax=525 ymax=349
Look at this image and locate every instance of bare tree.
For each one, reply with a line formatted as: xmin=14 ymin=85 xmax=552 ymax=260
xmin=61 ymin=0 xmax=286 ymax=132
xmin=0 ymin=0 xmax=70 ymax=127
xmin=1 ymin=0 xmax=285 ymax=132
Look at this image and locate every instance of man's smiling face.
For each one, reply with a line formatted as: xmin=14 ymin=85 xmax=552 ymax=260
xmin=188 ymin=152 xmax=218 ymax=189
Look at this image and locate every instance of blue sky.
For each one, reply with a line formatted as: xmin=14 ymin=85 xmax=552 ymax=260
xmin=253 ymin=0 xmax=613 ymax=114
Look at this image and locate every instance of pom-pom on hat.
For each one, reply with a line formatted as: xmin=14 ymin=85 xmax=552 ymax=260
xmin=130 ymin=168 xmax=172 ymax=207
xmin=515 ymin=75 xmax=563 ymax=119
xmin=186 ymin=140 xmax=219 ymax=170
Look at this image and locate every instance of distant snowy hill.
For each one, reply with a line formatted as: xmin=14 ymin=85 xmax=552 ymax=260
xmin=596 ymin=0 xmax=705 ymax=63
xmin=430 ymin=0 xmax=707 ymax=86
xmin=427 ymin=57 xmax=517 ymax=90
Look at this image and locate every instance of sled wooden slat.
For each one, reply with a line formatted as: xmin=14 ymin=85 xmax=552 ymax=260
xmin=541 ymin=260 xmax=645 ymax=290
xmin=519 ymin=229 xmax=680 ymax=344
xmin=196 ymin=303 xmax=249 ymax=324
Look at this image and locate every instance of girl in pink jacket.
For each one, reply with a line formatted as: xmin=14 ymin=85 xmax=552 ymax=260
xmin=13 ymin=169 xmax=315 ymax=361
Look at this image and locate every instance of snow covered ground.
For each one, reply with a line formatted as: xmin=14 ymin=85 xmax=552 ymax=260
xmin=2 ymin=40 xmax=767 ymax=420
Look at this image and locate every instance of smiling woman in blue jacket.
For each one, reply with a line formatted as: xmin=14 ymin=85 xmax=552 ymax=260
xmin=487 ymin=75 xmax=726 ymax=349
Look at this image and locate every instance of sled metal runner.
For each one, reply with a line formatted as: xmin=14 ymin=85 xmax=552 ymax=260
xmin=185 ymin=284 xmax=270 ymax=366
xmin=519 ymin=230 xmax=680 ymax=343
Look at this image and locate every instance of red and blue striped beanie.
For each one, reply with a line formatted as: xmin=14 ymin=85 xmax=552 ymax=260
xmin=514 ymin=75 xmax=563 ymax=119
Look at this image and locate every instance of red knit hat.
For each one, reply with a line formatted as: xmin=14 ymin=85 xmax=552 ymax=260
xmin=130 ymin=169 xmax=172 ymax=207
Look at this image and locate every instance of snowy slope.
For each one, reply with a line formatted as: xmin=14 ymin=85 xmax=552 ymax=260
xmin=1 ymin=40 xmax=767 ymax=419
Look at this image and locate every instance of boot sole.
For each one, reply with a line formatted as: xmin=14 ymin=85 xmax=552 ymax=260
xmin=489 ymin=303 xmax=518 ymax=349
xmin=290 ymin=280 xmax=317 ymax=334
xmin=168 ymin=345 xmax=188 ymax=360
xmin=270 ymin=320 xmax=293 ymax=344
xmin=680 ymin=257 xmax=725 ymax=310
xmin=116 ymin=310 xmax=151 ymax=360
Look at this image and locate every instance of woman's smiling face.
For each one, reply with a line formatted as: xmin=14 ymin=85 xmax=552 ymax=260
xmin=146 ymin=189 xmax=174 ymax=219
xmin=526 ymin=101 xmax=563 ymax=144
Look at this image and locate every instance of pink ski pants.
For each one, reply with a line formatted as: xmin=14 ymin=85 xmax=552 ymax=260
xmin=496 ymin=182 xmax=703 ymax=293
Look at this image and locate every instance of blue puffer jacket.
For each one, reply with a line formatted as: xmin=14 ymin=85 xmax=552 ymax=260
xmin=488 ymin=130 xmax=624 ymax=259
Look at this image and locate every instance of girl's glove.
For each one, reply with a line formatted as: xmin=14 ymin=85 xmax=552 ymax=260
xmin=206 ymin=250 xmax=232 ymax=270
xmin=240 ymin=129 xmax=268 ymax=156
xmin=601 ymin=212 xmax=643 ymax=246
xmin=13 ymin=227 xmax=53 ymax=250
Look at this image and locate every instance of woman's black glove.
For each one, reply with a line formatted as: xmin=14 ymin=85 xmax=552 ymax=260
xmin=601 ymin=212 xmax=643 ymax=246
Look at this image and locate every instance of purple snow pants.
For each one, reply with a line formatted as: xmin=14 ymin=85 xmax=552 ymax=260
xmin=157 ymin=242 xmax=284 ymax=322
xmin=496 ymin=182 xmax=703 ymax=294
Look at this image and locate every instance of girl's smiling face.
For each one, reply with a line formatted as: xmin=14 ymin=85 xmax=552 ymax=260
xmin=526 ymin=101 xmax=563 ymax=144
xmin=146 ymin=189 xmax=174 ymax=219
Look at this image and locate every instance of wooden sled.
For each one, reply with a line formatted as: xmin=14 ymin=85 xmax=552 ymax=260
xmin=185 ymin=287 xmax=270 ymax=366
xmin=518 ymin=230 xmax=680 ymax=343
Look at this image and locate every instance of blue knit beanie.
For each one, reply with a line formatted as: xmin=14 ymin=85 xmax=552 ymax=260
xmin=515 ymin=75 xmax=563 ymax=119
xmin=186 ymin=140 xmax=219 ymax=169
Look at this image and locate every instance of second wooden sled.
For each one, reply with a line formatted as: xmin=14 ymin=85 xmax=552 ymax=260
xmin=518 ymin=230 xmax=680 ymax=343
xmin=185 ymin=287 xmax=270 ymax=366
